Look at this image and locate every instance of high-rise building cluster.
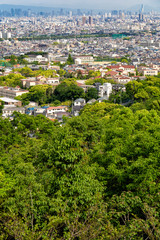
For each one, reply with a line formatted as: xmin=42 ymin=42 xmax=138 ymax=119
xmin=139 ymin=4 xmax=144 ymax=22
xmin=81 ymin=15 xmax=93 ymax=25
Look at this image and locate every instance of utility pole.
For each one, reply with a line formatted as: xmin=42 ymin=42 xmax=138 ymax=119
xmin=71 ymin=98 xmax=74 ymax=116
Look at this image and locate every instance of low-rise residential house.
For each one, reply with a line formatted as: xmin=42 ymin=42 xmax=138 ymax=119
xmin=46 ymin=106 xmax=68 ymax=116
xmin=25 ymin=55 xmax=48 ymax=63
xmin=28 ymin=102 xmax=38 ymax=107
xmin=47 ymin=111 xmax=70 ymax=122
xmin=46 ymin=78 xmax=59 ymax=85
xmin=105 ymin=70 xmax=119 ymax=77
xmin=114 ymin=76 xmax=131 ymax=84
xmin=36 ymin=75 xmax=47 ymax=82
xmin=74 ymin=98 xmax=86 ymax=106
xmin=143 ymin=68 xmax=158 ymax=76
xmin=21 ymin=77 xmax=59 ymax=88
xmin=148 ymin=64 xmax=160 ymax=70
xmin=2 ymin=106 xmax=25 ymax=118
xmin=72 ymin=98 xmax=86 ymax=116
xmin=138 ymin=66 xmax=158 ymax=76
xmin=21 ymin=78 xmax=37 ymax=88
xmin=48 ymin=53 xmax=67 ymax=64
xmin=87 ymin=99 xmax=97 ymax=104
xmin=28 ymin=65 xmax=48 ymax=70
xmin=48 ymin=65 xmax=60 ymax=71
xmin=108 ymin=65 xmax=136 ymax=76
xmin=74 ymin=55 xmax=94 ymax=64
xmin=46 ymin=106 xmax=69 ymax=121
xmin=33 ymin=107 xmax=46 ymax=116
xmin=132 ymin=76 xmax=146 ymax=80
xmin=120 ymin=65 xmax=136 ymax=75
xmin=0 ymin=97 xmax=22 ymax=106
xmin=26 ymin=107 xmax=35 ymax=115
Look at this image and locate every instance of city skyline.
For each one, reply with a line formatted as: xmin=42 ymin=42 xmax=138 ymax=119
xmin=0 ymin=1 xmax=159 ymax=10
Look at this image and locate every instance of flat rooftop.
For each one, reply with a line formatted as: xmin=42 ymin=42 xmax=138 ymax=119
xmin=0 ymin=97 xmax=21 ymax=103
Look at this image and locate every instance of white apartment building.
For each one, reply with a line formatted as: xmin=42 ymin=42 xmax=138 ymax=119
xmin=0 ymin=86 xmax=28 ymax=98
xmin=98 ymin=83 xmax=112 ymax=99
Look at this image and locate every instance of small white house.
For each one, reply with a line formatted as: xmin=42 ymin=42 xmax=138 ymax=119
xmin=74 ymin=98 xmax=86 ymax=106
xmin=98 ymin=83 xmax=112 ymax=99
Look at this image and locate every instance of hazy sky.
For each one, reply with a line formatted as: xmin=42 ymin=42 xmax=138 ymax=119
xmin=0 ymin=0 xmax=160 ymax=10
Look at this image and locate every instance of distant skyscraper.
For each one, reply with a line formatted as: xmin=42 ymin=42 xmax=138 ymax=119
xmin=112 ymin=10 xmax=118 ymax=16
xmin=69 ymin=11 xmax=72 ymax=17
xmin=60 ymin=8 xmax=64 ymax=16
xmin=141 ymin=4 xmax=144 ymax=14
xmin=139 ymin=13 xmax=144 ymax=21
xmin=127 ymin=11 xmax=132 ymax=16
xmin=77 ymin=20 xmax=80 ymax=26
xmin=28 ymin=9 xmax=31 ymax=17
xmin=89 ymin=16 xmax=93 ymax=25
xmin=119 ymin=11 xmax=125 ymax=19
xmin=119 ymin=10 xmax=122 ymax=18
xmin=77 ymin=9 xmax=81 ymax=16
xmin=11 ymin=8 xmax=15 ymax=17
xmin=82 ymin=16 xmax=86 ymax=25
xmin=15 ymin=8 xmax=22 ymax=17
xmin=139 ymin=4 xmax=144 ymax=21
xmin=104 ymin=13 xmax=108 ymax=18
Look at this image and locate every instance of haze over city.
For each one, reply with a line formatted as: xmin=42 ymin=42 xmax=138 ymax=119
xmin=0 ymin=0 xmax=160 ymax=10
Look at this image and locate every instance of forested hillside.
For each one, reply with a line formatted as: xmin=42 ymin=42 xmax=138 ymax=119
xmin=1 ymin=78 xmax=160 ymax=239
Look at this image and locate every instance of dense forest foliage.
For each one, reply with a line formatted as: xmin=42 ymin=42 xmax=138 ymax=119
xmin=1 ymin=77 xmax=160 ymax=239
xmin=16 ymin=83 xmax=98 ymax=106
xmin=0 ymin=73 xmax=24 ymax=88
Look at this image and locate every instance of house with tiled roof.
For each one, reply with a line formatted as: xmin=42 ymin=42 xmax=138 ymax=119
xmin=46 ymin=106 xmax=69 ymax=121
xmin=114 ymin=76 xmax=131 ymax=84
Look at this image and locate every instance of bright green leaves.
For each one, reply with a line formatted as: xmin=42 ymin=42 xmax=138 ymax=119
xmin=0 ymin=169 xmax=15 ymax=200
xmin=1 ymin=87 xmax=160 ymax=239
xmin=54 ymin=82 xmax=84 ymax=101
xmin=48 ymin=163 xmax=105 ymax=239
xmin=0 ymin=73 xmax=24 ymax=87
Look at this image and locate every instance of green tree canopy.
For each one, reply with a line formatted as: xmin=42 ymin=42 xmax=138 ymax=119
xmin=66 ymin=54 xmax=74 ymax=65
xmin=54 ymin=83 xmax=84 ymax=101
